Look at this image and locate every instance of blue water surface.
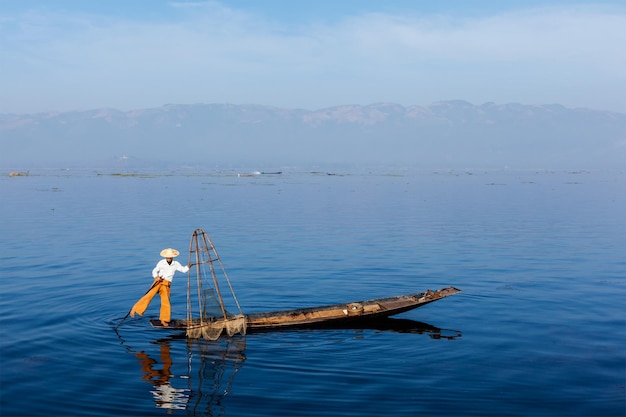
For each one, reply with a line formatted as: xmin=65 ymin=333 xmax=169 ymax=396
xmin=1 ymin=168 xmax=624 ymax=416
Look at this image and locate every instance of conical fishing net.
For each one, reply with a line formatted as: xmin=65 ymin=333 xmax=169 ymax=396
xmin=185 ymin=229 xmax=246 ymax=340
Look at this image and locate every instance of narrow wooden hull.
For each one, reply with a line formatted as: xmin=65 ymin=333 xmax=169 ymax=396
xmin=150 ymin=286 xmax=461 ymax=332
xmin=246 ymin=286 xmax=460 ymax=330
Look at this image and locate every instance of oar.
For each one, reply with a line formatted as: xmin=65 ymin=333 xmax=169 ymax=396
xmin=115 ymin=278 xmax=163 ymax=331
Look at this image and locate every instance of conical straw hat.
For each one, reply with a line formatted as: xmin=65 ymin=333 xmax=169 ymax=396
xmin=160 ymin=248 xmax=180 ymax=258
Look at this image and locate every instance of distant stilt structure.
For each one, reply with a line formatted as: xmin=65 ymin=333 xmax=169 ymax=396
xmin=186 ymin=228 xmax=246 ymax=340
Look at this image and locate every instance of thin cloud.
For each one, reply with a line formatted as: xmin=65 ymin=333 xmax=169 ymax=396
xmin=1 ymin=2 xmax=625 ymax=113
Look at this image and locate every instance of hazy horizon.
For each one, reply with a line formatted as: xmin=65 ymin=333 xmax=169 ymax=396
xmin=1 ymin=99 xmax=625 ymax=117
xmin=2 ymin=101 xmax=624 ymax=171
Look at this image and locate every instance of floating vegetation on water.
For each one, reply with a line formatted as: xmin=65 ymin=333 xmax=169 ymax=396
xmin=8 ymin=171 xmax=29 ymax=177
xmin=102 ymin=172 xmax=162 ymax=178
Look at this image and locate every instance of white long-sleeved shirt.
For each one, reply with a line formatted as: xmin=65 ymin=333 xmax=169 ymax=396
xmin=152 ymin=259 xmax=189 ymax=282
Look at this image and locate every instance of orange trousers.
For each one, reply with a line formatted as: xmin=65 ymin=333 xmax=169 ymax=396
xmin=131 ymin=279 xmax=171 ymax=323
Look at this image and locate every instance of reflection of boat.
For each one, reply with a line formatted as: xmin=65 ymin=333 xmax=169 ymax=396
xmin=252 ymin=317 xmax=462 ymax=339
xmin=149 ymin=228 xmax=461 ymax=339
xmin=152 ymin=317 xmax=462 ymax=340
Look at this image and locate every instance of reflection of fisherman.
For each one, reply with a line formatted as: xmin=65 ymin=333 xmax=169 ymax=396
xmin=135 ymin=343 xmax=190 ymax=411
xmin=130 ymin=248 xmax=192 ymax=326
xmin=126 ymin=337 xmax=248 ymax=415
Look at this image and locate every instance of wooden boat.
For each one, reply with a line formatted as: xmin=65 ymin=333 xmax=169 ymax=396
xmin=246 ymin=286 xmax=460 ymax=330
xmin=150 ymin=286 xmax=461 ymax=332
xmin=148 ymin=228 xmax=461 ymax=339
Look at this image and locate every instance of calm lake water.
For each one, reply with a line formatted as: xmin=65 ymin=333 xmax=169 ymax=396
xmin=1 ymin=167 xmax=624 ymax=417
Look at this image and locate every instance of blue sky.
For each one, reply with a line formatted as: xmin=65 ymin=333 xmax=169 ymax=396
xmin=1 ymin=0 xmax=625 ymax=114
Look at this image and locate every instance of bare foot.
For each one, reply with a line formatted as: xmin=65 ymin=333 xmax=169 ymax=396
xmin=161 ymin=321 xmax=169 ymax=327
xmin=130 ymin=311 xmax=136 ymax=318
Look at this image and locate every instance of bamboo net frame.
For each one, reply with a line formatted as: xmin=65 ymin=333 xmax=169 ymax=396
xmin=185 ymin=228 xmax=246 ymax=340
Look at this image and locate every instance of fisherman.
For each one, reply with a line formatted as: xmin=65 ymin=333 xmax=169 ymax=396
xmin=130 ymin=248 xmax=192 ymax=327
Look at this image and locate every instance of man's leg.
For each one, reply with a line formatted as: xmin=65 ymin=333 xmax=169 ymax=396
xmin=158 ymin=283 xmax=171 ymax=325
xmin=130 ymin=281 xmax=161 ymax=317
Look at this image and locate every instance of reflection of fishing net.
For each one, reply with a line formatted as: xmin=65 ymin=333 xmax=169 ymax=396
xmin=185 ymin=337 xmax=247 ymax=414
xmin=186 ymin=229 xmax=246 ymax=340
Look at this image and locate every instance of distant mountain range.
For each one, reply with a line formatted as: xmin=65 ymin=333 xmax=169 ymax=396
xmin=1 ymin=101 xmax=624 ymax=169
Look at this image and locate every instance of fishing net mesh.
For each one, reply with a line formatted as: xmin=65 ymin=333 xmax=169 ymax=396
xmin=186 ymin=315 xmax=247 ymax=340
